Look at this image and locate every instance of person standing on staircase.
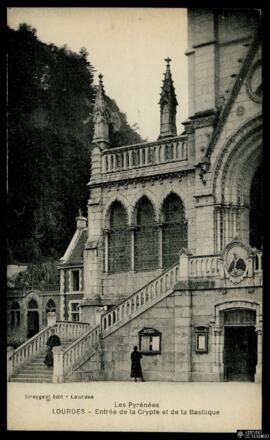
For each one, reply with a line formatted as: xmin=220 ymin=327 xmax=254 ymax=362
xmin=130 ymin=346 xmax=145 ymax=382
xmin=44 ymin=328 xmax=61 ymax=368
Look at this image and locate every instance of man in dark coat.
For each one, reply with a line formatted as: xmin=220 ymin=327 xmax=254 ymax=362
xmin=44 ymin=328 xmax=61 ymax=367
xmin=228 ymin=252 xmax=246 ymax=276
xmin=131 ymin=346 xmax=144 ymax=382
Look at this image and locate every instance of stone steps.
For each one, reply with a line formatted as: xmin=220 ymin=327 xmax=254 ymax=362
xmin=10 ymin=339 xmax=75 ymax=383
xmin=10 ymin=377 xmax=52 ymax=383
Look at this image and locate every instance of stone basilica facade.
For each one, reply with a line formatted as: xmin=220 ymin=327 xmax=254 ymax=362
xmin=8 ymin=9 xmax=263 ymax=383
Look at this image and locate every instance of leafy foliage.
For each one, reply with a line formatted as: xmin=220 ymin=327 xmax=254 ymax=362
xmin=7 ymin=24 xmax=142 ymax=263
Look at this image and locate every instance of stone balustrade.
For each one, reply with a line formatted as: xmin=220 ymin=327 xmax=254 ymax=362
xmin=101 ymin=262 xmax=180 ymax=336
xmin=189 ymin=255 xmax=220 ymax=278
xmin=53 ymin=325 xmax=100 ymax=382
xmin=8 ymin=321 xmax=91 ymax=379
xmin=9 ymin=326 xmax=55 ymax=378
xmin=55 ymin=321 xmax=90 ymax=340
xmin=101 ymin=135 xmax=188 ymax=173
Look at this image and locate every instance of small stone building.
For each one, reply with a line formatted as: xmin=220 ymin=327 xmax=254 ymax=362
xmin=7 ymin=286 xmax=60 ymax=347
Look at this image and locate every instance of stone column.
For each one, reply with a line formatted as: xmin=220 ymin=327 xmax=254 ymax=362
xmin=52 ymin=346 xmax=64 ymax=383
xmin=139 ymin=148 xmax=143 ymax=167
xmin=224 ymin=208 xmax=230 ymax=247
xmin=255 ymin=328 xmax=262 ymax=383
xmin=242 ymin=206 xmax=250 ymax=245
xmin=60 ymin=269 xmax=65 ymax=294
xmin=59 ymin=291 xmax=66 ymax=321
xmin=157 ymin=223 xmax=163 ymax=269
xmin=84 ymin=194 xmax=102 ymax=299
xmin=123 ymin=151 xmax=128 ymax=169
xmin=104 ymin=229 xmax=109 ymax=273
xmin=215 ymin=207 xmax=221 ymax=253
xmin=129 ymin=226 xmax=135 ymax=271
xmin=129 ymin=150 xmax=133 ymax=168
xmin=212 ymin=327 xmax=223 ymax=381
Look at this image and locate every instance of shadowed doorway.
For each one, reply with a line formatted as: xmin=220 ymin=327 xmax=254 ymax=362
xmin=223 ymin=309 xmax=257 ymax=382
xmin=27 ymin=299 xmax=39 ymax=338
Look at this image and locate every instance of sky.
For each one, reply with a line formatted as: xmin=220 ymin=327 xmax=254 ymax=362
xmin=7 ymin=7 xmax=188 ymax=141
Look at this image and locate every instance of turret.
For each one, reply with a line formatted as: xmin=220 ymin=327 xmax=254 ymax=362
xmin=159 ymin=57 xmax=178 ymax=139
xmin=93 ymin=74 xmax=110 ymax=148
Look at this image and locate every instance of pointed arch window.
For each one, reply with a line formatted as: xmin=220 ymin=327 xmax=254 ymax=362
xmin=46 ymin=299 xmax=56 ymax=315
xmin=162 ymin=193 xmax=188 ymax=268
xmin=134 ymin=197 xmax=158 ymax=271
xmin=11 ymin=301 xmax=20 ymax=327
xmin=108 ymin=201 xmax=130 ymax=272
xmin=28 ymin=299 xmax=38 ymax=309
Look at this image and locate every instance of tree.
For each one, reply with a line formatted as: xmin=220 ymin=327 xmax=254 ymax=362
xmin=7 ymin=24 xmax=143 ymax=263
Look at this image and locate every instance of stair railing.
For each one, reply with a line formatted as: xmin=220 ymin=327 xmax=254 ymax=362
xmin=8 ymin=321 xmax=91 ymax=379
xmin=53 ymin=325 xmax=101 ymax=382
xmin=101 ymin=262 xmax=179 ymax=336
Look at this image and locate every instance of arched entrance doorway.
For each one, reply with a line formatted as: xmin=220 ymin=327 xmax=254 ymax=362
xmin=211 ymin=115 xmax=262 ymax=251
xmin=27 ymin=298 xmax=39 ymax=338
xmin=211 ymin=300 xmax=262 ymax=383
xmin=223 ymin=309 xmax=257 ymax=381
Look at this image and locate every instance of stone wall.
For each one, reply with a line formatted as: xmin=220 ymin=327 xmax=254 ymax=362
xmin=95 ymin=283 xmax=262 ymax=382
xmin=102 ymin=294 xmax=177 ymax=381
xmin=7 ymin=290 xmax=62 ymax=346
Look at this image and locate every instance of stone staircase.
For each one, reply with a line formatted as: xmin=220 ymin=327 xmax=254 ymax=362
xmin=8 ymin=249 xmax=263 ymax=383
xmin=9 ymin=339 xmax=74 ymax=383
xmin=101 ymin=261 xmax=180 ymax=337
xmin=8 ymin=321 xmax=92 ymax=383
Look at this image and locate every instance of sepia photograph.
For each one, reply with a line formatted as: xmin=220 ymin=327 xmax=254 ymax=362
xmin=6 ymin=6 xmax=263 ymax=434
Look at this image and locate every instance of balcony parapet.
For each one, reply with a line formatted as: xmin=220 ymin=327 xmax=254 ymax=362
xmin=101 ymin=135 xmax=188 ymax=174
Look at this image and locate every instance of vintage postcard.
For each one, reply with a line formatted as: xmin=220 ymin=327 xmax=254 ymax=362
xmin=6 ymin=7 xmax=263 ymax=434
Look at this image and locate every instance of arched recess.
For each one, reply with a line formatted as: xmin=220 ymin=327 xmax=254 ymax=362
xmin=210 ymin=299 xmax=262 ymax=382
xmin=103 ymin=194 xmax=131 ymax=227
xmin=46 ymin=299 xmax=56 ymax=314
xmin=28 ymin=298 xmax=38 ymax=309
xmin=107 ymin=200 xmax=130 ymax=273
xmin=27 ymin=297 xmax=39 ymax=338
xmin=134 ymin=196 xmax=158 ymax=271
xmin=211 ymin=115 xmax=262 ymax=250
xmin=161 ymin=193 xmax=187 ymax=268
xmin=130 ymin=189 xmax=159 ymax=224
xmin=212 ymin=299 xmax=262 ymax=328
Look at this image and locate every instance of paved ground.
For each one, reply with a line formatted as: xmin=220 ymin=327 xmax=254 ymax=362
xmin=8 ymin=381 xmax=261 ymax=432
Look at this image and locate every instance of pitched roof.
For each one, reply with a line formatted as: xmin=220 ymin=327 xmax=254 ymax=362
xmin=60 ymin=229 xmax=88 ymax=266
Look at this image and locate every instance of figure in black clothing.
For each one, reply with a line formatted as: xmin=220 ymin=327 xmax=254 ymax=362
xmin=44 ymin=328 xmax=61 ymax=368
xmin=228 ymin=252 xmax=246 ymax=276
xmin=131 ymin=346 xmax=144 ymax=382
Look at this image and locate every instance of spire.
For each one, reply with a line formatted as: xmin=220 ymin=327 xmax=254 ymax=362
xmin=159 ymin=58 xmax=178 ymax=139
xmin=93 ymin=73 xmax=110 ymax=147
